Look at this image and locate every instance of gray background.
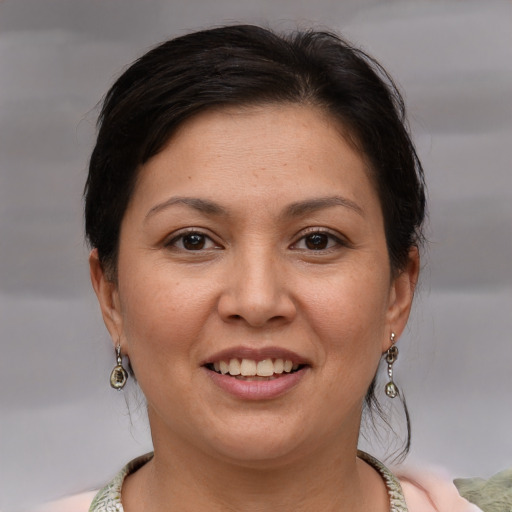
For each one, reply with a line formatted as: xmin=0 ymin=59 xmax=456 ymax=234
xmin=1 ymin=1 xmax=511 ymax=510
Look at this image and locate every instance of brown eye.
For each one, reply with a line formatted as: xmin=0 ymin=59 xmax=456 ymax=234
xmin=291 ymin=230 xmax=344 ymax=252
xmin=182 ymin=233 xmax=206 ymax=250
xmin=167 ymin=231 xmax=219 ymax=251
xmin=305 ymin=233 xmax=330 ymax=250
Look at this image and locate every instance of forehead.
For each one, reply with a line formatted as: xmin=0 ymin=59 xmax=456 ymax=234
xmin=128 ymin=104 xmax=380 ymax=219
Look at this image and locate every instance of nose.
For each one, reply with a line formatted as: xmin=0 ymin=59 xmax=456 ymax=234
xmin=217 ymin=245 xmax=297 ymax=328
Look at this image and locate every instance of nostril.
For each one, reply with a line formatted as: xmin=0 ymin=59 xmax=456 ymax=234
xmin=218 ymin=290 xmax=297 ymax=327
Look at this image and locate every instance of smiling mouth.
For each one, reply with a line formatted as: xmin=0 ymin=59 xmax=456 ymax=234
xmin=205 ymin=358 xmax=307 ymax=380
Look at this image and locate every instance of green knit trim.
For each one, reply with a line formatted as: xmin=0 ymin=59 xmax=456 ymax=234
xmin=88 ymin=453 xmax=153 ymax=512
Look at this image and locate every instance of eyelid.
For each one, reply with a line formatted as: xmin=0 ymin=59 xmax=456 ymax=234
xmin=165 ymin=228 xmax=222 ymax=250
xmin=290 ymin=227 xmax=350 ymax=250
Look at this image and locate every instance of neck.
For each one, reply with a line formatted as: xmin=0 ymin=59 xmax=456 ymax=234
xmin=123 ymin=427 xmax=389 ymax=512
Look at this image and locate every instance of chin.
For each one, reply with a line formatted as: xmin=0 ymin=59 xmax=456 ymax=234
xmin=213 ymin=437 xmax=308 ymax=469
xmin=198 ymin=414 xmax=326 ymax=468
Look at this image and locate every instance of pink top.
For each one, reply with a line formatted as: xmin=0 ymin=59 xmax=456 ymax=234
xmin=395 ymin=466 xmax=482 ymax=511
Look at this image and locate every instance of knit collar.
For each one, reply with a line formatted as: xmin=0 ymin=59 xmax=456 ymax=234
xmin=89 ymin=451 xmax=408 ymax=511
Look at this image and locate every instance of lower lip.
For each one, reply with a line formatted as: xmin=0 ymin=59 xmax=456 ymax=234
xmin=204 ymin=368 xmax=308 ymax=400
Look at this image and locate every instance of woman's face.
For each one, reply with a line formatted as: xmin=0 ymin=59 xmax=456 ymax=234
xmin=91 ymin=104 xmax=417 ymax=466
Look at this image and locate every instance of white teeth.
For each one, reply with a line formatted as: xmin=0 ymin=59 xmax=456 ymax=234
xmin=256 ymin=359 xmax=274 ymax=377
xmin=219 ymin=360 xmax=229 ymax=375
xmin=240 ymin=359 xmax=257 ymax=376
xmin=274 ymin=359 xmax=284 ymax=374
xmin=228 ymin=358 xmax=241 ymax=376
xmin=213 ymin=358 xmax=300 ymax=377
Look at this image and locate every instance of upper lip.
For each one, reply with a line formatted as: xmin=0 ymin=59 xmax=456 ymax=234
xmin=201 ymin=346 xmax=310 ymax=366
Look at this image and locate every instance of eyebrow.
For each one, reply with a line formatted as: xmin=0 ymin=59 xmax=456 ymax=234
xmin=145 ymin=196 xmax=228 ymax=221
xmin=145 ymin=194 xmax=364 ymax=222
xmin=282 ymin=196 xmax=365 ymax=218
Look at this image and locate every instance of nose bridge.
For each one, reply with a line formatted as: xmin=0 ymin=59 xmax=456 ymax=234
xmin=218 ymin=238 xmax=295 ymax=327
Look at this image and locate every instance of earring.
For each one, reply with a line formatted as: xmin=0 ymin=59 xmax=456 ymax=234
xmin=110 ymin=343 xmax=128 ymax=390
xmin=384 ymin=332 xmax=399 ymax=398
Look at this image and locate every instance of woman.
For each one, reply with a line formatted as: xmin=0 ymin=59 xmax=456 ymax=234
xmin=75 ymin=25 xmax=480 ymax=512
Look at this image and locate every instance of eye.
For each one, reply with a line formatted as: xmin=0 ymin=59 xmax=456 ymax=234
xmin=292 ymin=230 xmax=344 ymax=251
xmin=304 ymin=233 xmax=331 ymax=250
xmin=167 ymin=231 xmax=219 ymax=251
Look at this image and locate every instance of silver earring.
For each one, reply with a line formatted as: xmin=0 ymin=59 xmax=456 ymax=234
xmin=384 ymin=332 xmax=399 ymax=398
xmin=110 ymin=343 xmax=128 ymax=390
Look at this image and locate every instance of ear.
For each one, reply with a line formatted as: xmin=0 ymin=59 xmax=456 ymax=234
xmin=383 ymin=247 xmax=420 ymax=352
xmin=89 ymin=249 xmax=123 ymax=348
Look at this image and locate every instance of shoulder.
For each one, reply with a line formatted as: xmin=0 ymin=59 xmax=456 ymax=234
xmin=395 ymin=465 xmax=484 ymax=512
xmin=30 ymin=491 xmax=97 ymax=512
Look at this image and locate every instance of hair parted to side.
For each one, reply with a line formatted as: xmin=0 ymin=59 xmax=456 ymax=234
xmin=84 ymin=24 xmax=426 ymax=457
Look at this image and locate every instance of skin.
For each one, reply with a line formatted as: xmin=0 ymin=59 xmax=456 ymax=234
xmin=90 ymin=104 xmax=419 ymax=512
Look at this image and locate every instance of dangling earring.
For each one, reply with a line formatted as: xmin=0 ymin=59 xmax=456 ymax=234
xmin=110 ymin=343 xmax=128 ymax=390
xmin=384 ymin=332 xmax=399 ymax=398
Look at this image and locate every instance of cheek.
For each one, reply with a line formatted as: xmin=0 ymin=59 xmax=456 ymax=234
xmin=305 ymin=264 xmax=390 ymax=326
xmin=117 ymin=268 xmax=216 ymax=374
xmin=299 ymin=265 xmax=390 ymax=369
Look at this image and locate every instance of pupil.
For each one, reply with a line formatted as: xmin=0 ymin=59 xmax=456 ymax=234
xmin=306 ymin=234 xmax=328 ymax=250
xmin=183 ymin=234 xmax=205 ymax=250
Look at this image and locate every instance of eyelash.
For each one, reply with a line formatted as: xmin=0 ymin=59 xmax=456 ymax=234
xmin=165 ymin=228 xmax=347 ymax=253
xmin=165 ymin=229 xmax=220 ymax=251
xmin=291 ymin=229 xmax=348 ymax=252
